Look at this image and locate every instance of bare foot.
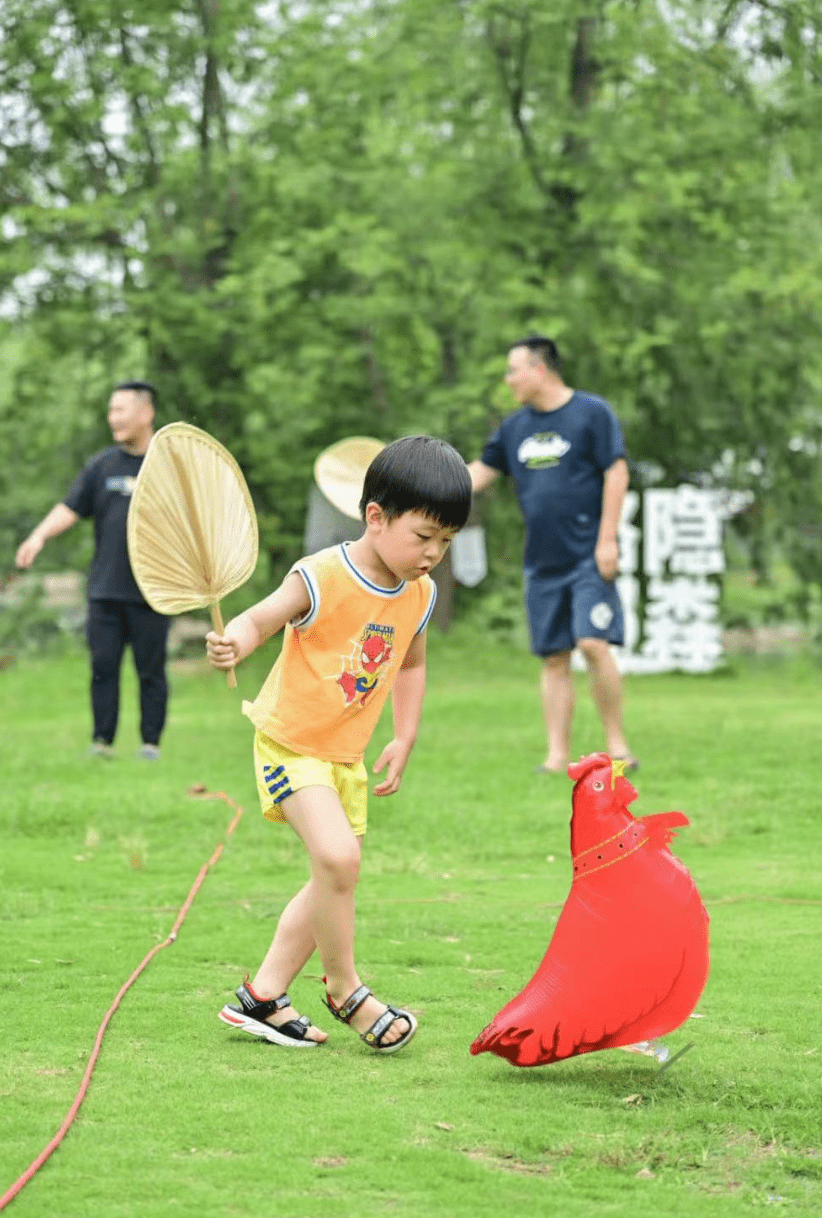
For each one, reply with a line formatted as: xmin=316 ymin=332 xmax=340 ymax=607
xmin=534 ymin=758 xmax=568 ymax=774
xmin=610 ymin=752 xmax=640 ymax=772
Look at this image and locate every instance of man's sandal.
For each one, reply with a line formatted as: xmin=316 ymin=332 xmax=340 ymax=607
xmin=219 ymin=979 xmax=322 ymax=1048
xmin=322 ymin=982 xmax=418 ymax=1054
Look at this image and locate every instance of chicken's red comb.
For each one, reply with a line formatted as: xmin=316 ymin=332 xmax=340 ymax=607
xmin=567 ymin=752 xmax=612 ymax=783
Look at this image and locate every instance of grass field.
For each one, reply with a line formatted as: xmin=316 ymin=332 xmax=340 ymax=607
xmin=1 ymin=631 xmax=820 ymax=1217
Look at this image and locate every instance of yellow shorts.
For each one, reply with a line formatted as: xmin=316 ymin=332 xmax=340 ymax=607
xmin=253 ymin=731 xmax=368 ymax=837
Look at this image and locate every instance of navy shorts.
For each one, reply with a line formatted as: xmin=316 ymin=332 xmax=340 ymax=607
xmin=524 ymin=557 xmax=625 ymax=657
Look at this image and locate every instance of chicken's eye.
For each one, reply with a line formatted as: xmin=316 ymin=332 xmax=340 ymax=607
xmin=592 ymin=780 xmax=604 ymax=791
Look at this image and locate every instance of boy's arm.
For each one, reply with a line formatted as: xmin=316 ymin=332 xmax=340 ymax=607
xmin=372 ymin=630 xmax=427 ymax=796
xmin=205 ymin=571 xmax=311 ymax=671
xmin=595 ymin=458 xmax=629 ymax=581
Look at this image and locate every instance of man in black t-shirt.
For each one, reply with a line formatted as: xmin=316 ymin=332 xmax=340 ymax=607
xmin=15 ymin=382 xmax=170 ymax=760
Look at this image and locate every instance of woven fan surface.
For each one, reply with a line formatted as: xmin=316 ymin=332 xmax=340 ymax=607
xmin=128 ymin=422 xmax=258 ymax=614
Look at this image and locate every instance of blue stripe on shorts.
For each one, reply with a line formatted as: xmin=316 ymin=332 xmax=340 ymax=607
xmin=263 ymin=763 xmax=293 ymax=800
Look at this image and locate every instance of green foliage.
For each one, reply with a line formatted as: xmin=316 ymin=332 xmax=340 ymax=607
xmin=773 ymin=414 xmax=822 ymax=588
xmin=2 ymin=1 xmax=822 ymax=588
xmin=0 ymin=578 xmax=69 ymax=655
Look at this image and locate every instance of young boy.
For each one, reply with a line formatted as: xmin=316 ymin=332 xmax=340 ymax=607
xmin=206 ymin=435 xmax=472 ymax=1053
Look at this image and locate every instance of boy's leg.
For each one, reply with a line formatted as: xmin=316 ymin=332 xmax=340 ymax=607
xmin=539 ymin=650 xmax=575 ymax=772
xmin=251 ymin=883 xmax=315 ymax=993
xmin=247 ymin=882 xmax=328 ymax=1042
xmin=282 ymin=784 xmax=411 ymax=1047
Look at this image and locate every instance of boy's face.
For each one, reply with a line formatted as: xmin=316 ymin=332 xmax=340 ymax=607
xmin=369 ymin=508 xmax=457 ymax=582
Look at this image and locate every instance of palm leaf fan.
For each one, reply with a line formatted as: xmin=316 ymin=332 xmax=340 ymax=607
xmin=127 ymin=422 xmax=258 ymax=688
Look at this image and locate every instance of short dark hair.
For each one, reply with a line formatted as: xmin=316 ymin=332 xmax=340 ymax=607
xmin=509 ymin=334 xmax=562 ymax=376
xmin=113 ymin=380 xmax=158 ymax=409
xmin=359 ymin=435 xmax=472 ymax=531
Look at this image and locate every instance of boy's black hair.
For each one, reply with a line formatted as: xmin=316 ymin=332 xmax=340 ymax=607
xmin=360 ymin=435 xmax=472 ymax=531
xmin=509 ymin=334 xmax=562 ymax=376
xmin=114 ymin=380 xmax=158 ymax=409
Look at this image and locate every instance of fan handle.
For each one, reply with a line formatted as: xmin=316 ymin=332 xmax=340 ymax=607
xmin=210 ymin=603 xmax=237 ymax=688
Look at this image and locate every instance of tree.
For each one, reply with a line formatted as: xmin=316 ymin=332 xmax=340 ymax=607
xmin=2 ymin=0 xmax=821 ymax=597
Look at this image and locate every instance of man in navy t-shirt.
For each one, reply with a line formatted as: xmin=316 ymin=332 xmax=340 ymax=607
xmin=468 ymin=336 xmax=637 ymax=773
xmin=15 ymin=382 xmax=169 ymax=760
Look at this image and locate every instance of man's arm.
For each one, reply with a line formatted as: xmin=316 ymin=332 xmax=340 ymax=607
xmin=595 ymin=457 xmax=630 ymax=581
xmin=15 ymin=503 xmax=80 ymax=569
xmin=467 ymin=460 xmax=500 ymax=494
xmin=372 ymin=630 xmax=427 ymax=796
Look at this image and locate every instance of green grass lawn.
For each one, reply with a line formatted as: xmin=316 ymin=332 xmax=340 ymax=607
xmin=1 ymin=632 xmax=820 ymax=1217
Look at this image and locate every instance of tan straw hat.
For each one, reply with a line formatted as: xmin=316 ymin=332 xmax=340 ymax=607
xmin=314 ymin=436 xmax=385 ymax=520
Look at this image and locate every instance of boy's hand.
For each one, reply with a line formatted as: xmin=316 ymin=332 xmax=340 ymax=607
xmin=372 ymin=739 xmax=413 ymax=796
xmin=206 ymin=630 xmax=240 ymax=671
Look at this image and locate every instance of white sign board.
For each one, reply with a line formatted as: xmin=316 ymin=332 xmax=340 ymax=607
xmin=616 ymin=486 xmax=725 ymax=674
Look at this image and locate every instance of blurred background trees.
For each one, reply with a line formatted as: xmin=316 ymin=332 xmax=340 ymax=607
xmin=2 ymin=0 xmax=821 ymax=619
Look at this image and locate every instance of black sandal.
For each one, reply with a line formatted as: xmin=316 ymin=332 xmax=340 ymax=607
xmin=322 ymin=981 xmax=418 ymax=1054
xmin=219 ymin=979 xmax=322 ymax=1048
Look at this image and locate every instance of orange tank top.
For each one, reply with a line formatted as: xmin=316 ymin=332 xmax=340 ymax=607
xmin=242 ymin=543 xmax=437 ymax=763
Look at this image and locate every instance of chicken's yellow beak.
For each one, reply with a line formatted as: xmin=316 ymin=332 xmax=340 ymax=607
xmin=611 ymin=758 xmax=628 ymax=790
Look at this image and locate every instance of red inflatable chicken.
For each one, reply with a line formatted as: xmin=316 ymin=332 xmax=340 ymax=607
xmin=470 ymin=753 xmax=709 ymax=1067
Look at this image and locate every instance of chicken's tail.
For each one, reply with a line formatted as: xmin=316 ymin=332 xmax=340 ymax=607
xmin=470 ymin=1018 xmax=559 ymax=1067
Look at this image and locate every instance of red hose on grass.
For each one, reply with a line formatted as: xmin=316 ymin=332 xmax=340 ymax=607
xmin=0 ymin=787 xmax=243 ymax=1213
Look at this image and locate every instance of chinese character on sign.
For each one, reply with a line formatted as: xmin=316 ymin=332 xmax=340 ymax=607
xmin=644 ymin=488 xmax=724 ymax=578
xmin=618 ymin=486 xmax=725 ymax=674
xmin=641 ymin=578 xmax=723 ymax=672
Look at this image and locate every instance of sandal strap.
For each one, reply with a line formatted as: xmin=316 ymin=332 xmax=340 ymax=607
xmin=236 ymin=983 xmax=292 ymax=1021
xmin=277 ymin=1014 xmax=312 ymax=1040
xmin=322 ymin=983 xmax=371 ymax=1024
xmin=362 ymin=1005 xmax=411 ymax=1048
